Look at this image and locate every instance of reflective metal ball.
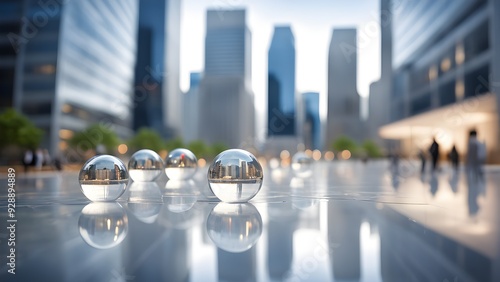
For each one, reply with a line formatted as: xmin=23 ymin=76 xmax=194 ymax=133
xmin=164 ymin=148 xmax=197 ymax=180
xmin=79 ymin=155 xmax=129 ymax=201
xmin=128 ymin=149 xmax=164 ymax=182
xmin=208 ymin=149 xmax=263 ymax=203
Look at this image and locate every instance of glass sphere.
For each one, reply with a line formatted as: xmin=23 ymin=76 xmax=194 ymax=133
xmin=206 ymin=203 xmax=262 ymax=253
xmin=208 ymin=149 xmax=263 ymax=203
xmin=291 ymin=152 xmax=313 ymax=178
xmin=79 ymin=155 xmax=129 ymax=201
xmin=78 ymin=203 xmax=128 ymax=249
xmin=165 ymin=148 xmax=197 ymax=180
xmin=128 ymin=149 xmax=164 ymax=182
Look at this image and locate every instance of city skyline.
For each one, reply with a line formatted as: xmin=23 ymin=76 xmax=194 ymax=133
xmin=180 ymin=0 xmax=381 ymax=140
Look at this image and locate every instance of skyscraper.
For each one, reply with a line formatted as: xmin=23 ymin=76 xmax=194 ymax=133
xmin=133 ymin=0 xmax=167 ymax=133
xmin=302 ymin=92 xmax=321 ymax=150
xmin=163 ymin=0 xmax=181 ymax=136
xmin=267 ymin=26 xmax=296 ymax=137
xmin=133 ymin=0 xmax=181 ymax=137
xmin=182 ymin=72 xmax=201 ymax=143
xmin=368 ymin=0 xmax=392 ymax=145
xmin=0 ymin=0 xmax=139 ymax=155
xmin=199 ymin=9 xmax=254 ymax=148
xmin=325 ymin=28 xmax=362 ymax=149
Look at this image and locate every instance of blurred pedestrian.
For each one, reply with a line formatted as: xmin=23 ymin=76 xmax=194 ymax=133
xmin=54 ymin=153 xmax=64 ymax=171
xmin=35 ymin=148 xmax=44 ymax=171
xmin=466 ymin=130 xmax=484 ymax=216
xmin=22 ymin=150 xmax=33 ymax=173
xmin=389 ymin=149 xmax=399 ymax=174
xmin=449 ymin=145 xmax=459 ymax=171
xmin=418 ymin=149 xmax=427 ymax=174
xmin=466 ymin=130 xmax=485 ymax=178
xmin=428 ymin=138 xmax=440 ymax=172
xmin=43 ymin=149 xmax=53 ymax=169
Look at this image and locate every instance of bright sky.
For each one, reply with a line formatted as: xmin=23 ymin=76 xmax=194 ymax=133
xmin=180 ymin=0 xmax=381 ymax=138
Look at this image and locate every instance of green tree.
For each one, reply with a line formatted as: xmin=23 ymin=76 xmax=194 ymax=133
xmin=210 ymin=142 xmax=229 ymax=158
xmin=69 ymin=123 xmax=120 ymax=154
xmin=165 ymin=137 xmax=184 ymax=152
xmin=128 ymin=128 xmax=165 ymax=152
xmin=361 ymin=140 xmax=383 ymax=158
xmin=187 ymin=140 xmax=209 ymax=158
xmin=0 ymin=108 xmax=43 ymax=150
xmin=331 ymin=135 xmax=358 ymax=155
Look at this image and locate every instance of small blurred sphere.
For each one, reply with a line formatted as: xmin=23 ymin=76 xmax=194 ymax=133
xmin=78 ymin=203 xmax=128 ymax=249
xmin=79 ymin=155 xmax=129 ymax=201
xmin=206 ymin=203 xmax=262 ymax=253
xmin=291 ymin=152 xmax=313 ymax=178
xmin=208 ymin=149 xmax=263 ymax=203
xmin=165 ymin=148 xmax=197 ymax=180
xmin=128 ymin=149 xmax=164 ymax=182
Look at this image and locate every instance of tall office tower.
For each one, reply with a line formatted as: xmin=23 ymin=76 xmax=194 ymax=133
xmin=133 ymin=0 xmax=181 ymax=137
xmin=379 ymin=0 xmax=500 ymax=162
xmin=368 ymin=0 xmax=392 ymax=144
xmin=163 ymin=0 xmax=181 ymax=136
xmin=0 ymin=0 xmax=138 ymax=155
xmin=325 ymin=28 xmax=362 ymax=148
xmin=182 ymin=72 xmax=201 ymax=143
xmin=302 ymin=92 xmax=321 ymax=150
xmin=199 ymin=9 xmax=255 ymax=148
xmin=133 ymin=0 xmax=166 ymax=133
xmin=267 ymin=26 xmax=296 ymax=136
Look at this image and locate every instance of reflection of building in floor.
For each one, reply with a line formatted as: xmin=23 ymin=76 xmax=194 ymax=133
xmin=375 ymin=0 xmax=500 ymax=163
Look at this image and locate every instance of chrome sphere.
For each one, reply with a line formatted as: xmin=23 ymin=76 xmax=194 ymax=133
xmin=164 ymin=148 xmax=197 ymax=180
xmin=128 ymin=149 xmax=164 ymax=182
xmin=79 ymin=155 xmax=129 ymax=201
xmin=208 ymin=149 xmax=263 ymax=203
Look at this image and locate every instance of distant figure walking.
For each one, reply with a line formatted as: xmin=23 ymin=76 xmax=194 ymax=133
xmin=466 ymin=130 xmax=485 ymax=177
xmin=23 ymin=150 xmax=33 ymax=173
xmin=418 ymin=149 xmax=427 ymax=174
xmin=449 ymin=145 xmax=459 ymax=171
xmin=466 ymin=129 xmax=485 ymax=216
xmin=35 ymin=148 xmax=44 ymax=171
xmin=429 ymin=138 xmax=440 ymax=172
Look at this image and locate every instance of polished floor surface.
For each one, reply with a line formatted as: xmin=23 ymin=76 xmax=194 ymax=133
xmin=0 ymin=160 xmax=499 ymax=282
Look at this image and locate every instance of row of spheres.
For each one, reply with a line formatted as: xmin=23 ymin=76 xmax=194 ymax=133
xmin=78 ymin=148 xmax=267 ymax=203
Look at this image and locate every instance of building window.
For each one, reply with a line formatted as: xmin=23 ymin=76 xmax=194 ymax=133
xmin=440 ymin=57 xmax=451 ymax=73
xmin=428 ymin=65 xmax=438 ymax=81
xmin=455 ymin=43 xmax=465 ymax=65
xmin=465 ymin=64 xmax=489 ymax=98
xmin=455 ymin=79 xmax=464 ymax=100
xmin=410 ymin=94 xmax=431 ymax=115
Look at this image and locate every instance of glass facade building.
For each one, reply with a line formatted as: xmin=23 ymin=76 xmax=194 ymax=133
xmin=133 ymin=0 xmax=180 ymax=137
xmin=0 ymin=0 xmax=139 ymax=156
xmin=199 ymin=9 xmax=255 ymax=148
xmin=267 ymin=26 xmax=296 ymax=137
xmin=325 ymin=28 xmax=362 ymax=147
xmin=380 ymin=0 xmax=500 ymax=162
xmin=133 ymin=0 xmax=166 ymax=133
xmin=182 ymin=72 xmax=201 ymax=143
